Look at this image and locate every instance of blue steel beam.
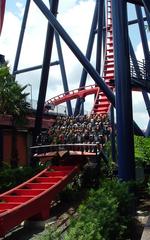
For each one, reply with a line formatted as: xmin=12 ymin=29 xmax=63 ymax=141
xmin=136 ymin=6 xmax=150 ymax=63
xmin=144 ymin=5 xmax=150 ymax=136
xmin=96 ymin=0 xmax=104 ymax=75
xmin=128 ymin=17 xmax=147 ymax=25
xmin=13 ymin=0 xmax=31 ymax=75
xmin=33 ymin=0 xmax=114 ymax=107
xmin=74 ymin=1 xmax=98 ymax=116
xmin=112 ymin=0 xmax=135 ymax=181
xmin=135 ymin=5 xmax=150 ymax=135
xmin=13 ymin=61 xmax=59 ymax=74
xmin=96 ymin=0 xmax=104 ymax=115
xmin=129 ymin=39 xmax=150 ymax=117
xmin=128 ymin=0 xmax=143 ymax=5
xmin=55 ymin=32 xmax=73 ymax=116
xmin=33 ymin=0 xmax=144 ymax=137
xmin=142 ymin=0 xmax=150 ymax=13
xmin=110 ymin=105 xmax=116 ymax=163
xmin=144 ymin=9 xmax=150 ymax=26
xmin=103 ymin=1 xmax=106 ymax=57
xmin=33 ymin=0 xmax=59 ymax=145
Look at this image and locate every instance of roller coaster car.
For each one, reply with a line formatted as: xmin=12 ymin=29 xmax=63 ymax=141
xmin=44 ymin=103 xmax=55 ymax=111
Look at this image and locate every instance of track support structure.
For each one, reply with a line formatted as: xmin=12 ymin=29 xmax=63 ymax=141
xmin=112 ymin=0 xmax=135 ymax=181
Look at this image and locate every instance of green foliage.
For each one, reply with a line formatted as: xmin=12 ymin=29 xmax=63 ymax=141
xmin=102 ymin=140 xmax=117 ymax=176
xmin=0 ymin=165 xmax=44 ymax=193
xmin=134 ymin=136 xmax=150 ymax=167
xmin=34 ymin=227 xmax=61 ymax=240
xmin=0 ymin=63 xmax=30 ymax=125
xmin=64 ymin=179 xmax=133 ymax=240
xmin=147 ymin=178 xmax=150 ymax=195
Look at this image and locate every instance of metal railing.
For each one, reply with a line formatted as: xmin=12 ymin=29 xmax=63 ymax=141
xmin=31 ymin=143 xmax=101 ymax=155
xmin=130 ymin=58 xmax=150 ymax=82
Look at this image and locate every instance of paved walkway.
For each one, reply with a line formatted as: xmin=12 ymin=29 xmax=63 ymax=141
xmin=141 ymin=215 xmax=150 ymax=240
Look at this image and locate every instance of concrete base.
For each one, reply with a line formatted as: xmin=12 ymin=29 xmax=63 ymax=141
xmin=141 ymin=215 xmax=150 ymax=240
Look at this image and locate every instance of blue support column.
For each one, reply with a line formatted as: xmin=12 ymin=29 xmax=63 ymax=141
xmin=13 ymin=0 xmax=31 ymax=75
xmin=33 ymin=0 xmax=144 ymax=137
xmin=74 ymin=1 xmax=98 ymax=116
xmin=110 ymin=105 xmax=116 ymax=162
xmin=55 ymin=32 xmax=73 ymax=116
xmin=33 ymin=0 xmax=59 ymax=145
xmin=112 ymin=0 xmax=135 ymax=181
xmin=96 ymin=0 xmax=104 ymax=74
xmin=103 ymin=1 xmax=106 ymax=56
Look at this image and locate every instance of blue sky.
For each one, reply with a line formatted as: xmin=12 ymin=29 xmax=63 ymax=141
xmin=0 ymin=0 xmax=150 ymax=128
xmin=4 ymin=1 xmax=149 ymax=52
xmin=5 ymin=0 xmax=25 ymax=16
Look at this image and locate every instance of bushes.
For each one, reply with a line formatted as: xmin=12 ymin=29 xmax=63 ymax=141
xmin=63 ymin=179 xmax=134 ymax=240
xmin=33 ymin=179 xmax=134 ymax=240
xmin=134 ymin=136 xmax=150 ymax=167
xmin=33 ymin=228 xmax=61 ymax=240
xmin=0 ymin=165 xmax=44 ymax=193
xmin=147 ymin=178 xmax=150 ymax=195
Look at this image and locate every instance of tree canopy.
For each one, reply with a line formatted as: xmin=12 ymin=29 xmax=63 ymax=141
xmin=0 ymin=64 xmax=30 ymax=125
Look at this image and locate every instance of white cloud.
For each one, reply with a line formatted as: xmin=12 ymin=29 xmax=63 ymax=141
xmin=0 ymin=11 xmax=21 ymax=68
xmin=131 ymin=42 xmax=150 ymax=130
xmin=132 ymin=92 xmax=149 ymax=130
xmin=16 ymin=1 xmax=25 ymax=17
xmin=135 ymin=41 xmax=150 ymax=60
xmin=0 ymin=0 xmax=95 ymax=111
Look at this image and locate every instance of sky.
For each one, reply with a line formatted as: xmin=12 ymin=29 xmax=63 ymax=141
xmin=0 ymin=0 xmax=150 ymax=129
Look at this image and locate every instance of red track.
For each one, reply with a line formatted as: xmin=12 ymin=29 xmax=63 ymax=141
xmin=45 ymin=84 xmax=99 ymax=107
xmin=92 ymin=0 xmax=114 ymax=114
xmin=45 ymin=2 xmax=144 ymax=115
xmin=0 ymin=165 xmax=78 ymax=237
xmin=45 ymin=0 xmax=114 ymax=115
xmin=0 ymin=0 xmax=6 ymax=34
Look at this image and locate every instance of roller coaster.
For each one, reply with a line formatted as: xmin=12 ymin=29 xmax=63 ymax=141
xmin=0 ymin=0 xmax=150 ymax=237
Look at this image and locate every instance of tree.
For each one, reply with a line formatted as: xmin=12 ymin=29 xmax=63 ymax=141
xmin=0 ymin=63 xmax=30 ymax=167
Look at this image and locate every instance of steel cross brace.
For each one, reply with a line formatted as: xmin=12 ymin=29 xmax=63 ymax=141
xmin=33 ymin=0 xmax=144 ymax=136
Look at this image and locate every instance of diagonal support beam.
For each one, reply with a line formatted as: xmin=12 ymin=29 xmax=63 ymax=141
xmin=33 ymin=0 xmax=144 ymax=136
xmin=74 ymin=1 xmax=99 ymax=116
xmin=142 ymin=0 xmax=150 ymax=13
xmin=33 ymin=0 xmax=115 ymax=106
xmin=136 ymin=6 xmax=150 ymax=62
xmin=55 ymin=32 xmax=73 ymax=116
xmin=13 ymin=0 xmax=31 ymax=75
xmin=129 ymin=39 xmax=150 ymax=117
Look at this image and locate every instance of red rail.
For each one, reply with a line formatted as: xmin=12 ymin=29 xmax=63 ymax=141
xmin=0 ymin=0 xmax=6 ymax=34
xmin=0 ymin=165 xmax=78 ymax=237
xmin=44 ymin=0 xmax=144 ymax=115
xmin=92 ymin=0 xmax=114 ymax=114
xmin=45 ymin=84 xmax=99 ymax=107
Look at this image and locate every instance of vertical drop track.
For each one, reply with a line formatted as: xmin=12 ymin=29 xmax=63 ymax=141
xmin=92 ymin=0 xmax=114 ymax=114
